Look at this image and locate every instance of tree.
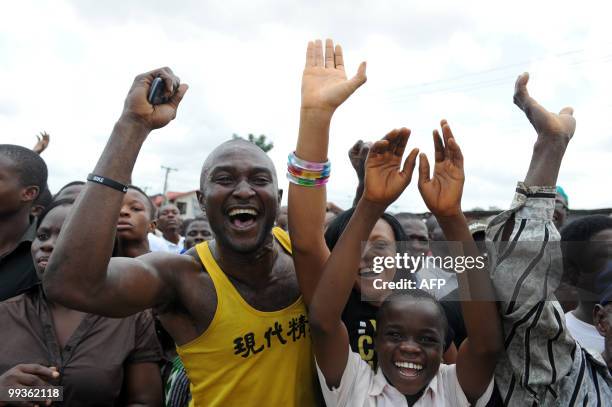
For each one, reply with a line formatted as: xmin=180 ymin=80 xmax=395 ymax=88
xmin=232 ymin=133 xmax=274 ymax=152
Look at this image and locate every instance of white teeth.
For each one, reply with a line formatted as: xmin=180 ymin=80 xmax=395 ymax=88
xmin=394 ymin=362 xmax=423 ymax=370
xmin=228 ymin=208 xmax=258 ymax=217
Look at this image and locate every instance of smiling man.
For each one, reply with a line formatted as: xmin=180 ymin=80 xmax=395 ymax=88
xmin=42 ymin=66 xmax=320 ymax=406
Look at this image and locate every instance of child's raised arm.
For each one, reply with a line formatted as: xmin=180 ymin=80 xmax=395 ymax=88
xmin=309 ymin=129 xmax=418 ymax=387
xmin=418 ymin=121 xmax=503 ymax=402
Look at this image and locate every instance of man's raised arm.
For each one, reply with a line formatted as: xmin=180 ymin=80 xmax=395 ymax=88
xmin=486 ymin=73 xmax=611 ymax=405
xmin=43 ymin=68 xmax=190 ymax=317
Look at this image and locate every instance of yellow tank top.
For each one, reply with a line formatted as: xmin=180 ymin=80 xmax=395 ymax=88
xmin=176 ymin=227 xmax=318 ymax=407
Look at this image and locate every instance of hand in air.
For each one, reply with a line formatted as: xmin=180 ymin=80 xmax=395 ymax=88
xmin=362 ymin=128 xmax=418 ymax=207
xmin=32 ymin=131 xmax=50 ymax=154
xmin=514 ymin=72 xmax=575 ymax=143
xmin=301 ymin=39 xmax=367 ymax=113
xmin=121 ymin=67 xmax=189 ymax=131
xmin=418 ymin=120 xmax=464 ymax=218
xmin=348 ymin=140 xmax=372 ymax=179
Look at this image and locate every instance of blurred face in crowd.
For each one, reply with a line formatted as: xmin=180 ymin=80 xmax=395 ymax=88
xmin=157 ymin=204 xmax=181 ymax=233
xmin=184 ymin=219 xmax=213 ymax=249
xmin=554 ymin=193 xmax=569 ymax=230
xmin=0 ymin=154 xmax=38 ymax=216
xmin=376 ymin=298 xmax=445 ymax=398
xmin=399 ymin=218 xmax=429 ymax=257
xmin=55 ymin=183 xmax=84 ymax=201
xmin=31 ymin=204 xmax=72 ymax=279
xmin=357 ymin=219 xmax=397 ymax=304
xmin=594 ymin=303 xmax=612 ymax=368
xmin=117 ymin=189 xmax=155 ymax=242
xmin=198 ymin=141 xmax=280 ymax=253
xmin=573 ymin=229 xmax=612 ymax=293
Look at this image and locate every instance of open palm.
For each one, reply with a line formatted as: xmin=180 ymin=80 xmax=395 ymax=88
xmin=418 ymin=120 xmax=465 ymax=217
xmin=363 ymin=128 xmax=418 ymax=206
xmin=514 ymin=72 xmax=575 ymax=143
xmin=301 ymin=39 xmax=367 ymax=112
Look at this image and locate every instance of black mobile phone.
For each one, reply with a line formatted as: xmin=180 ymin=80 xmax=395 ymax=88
xmin=148 ymin=77 xmax=167 ymax=105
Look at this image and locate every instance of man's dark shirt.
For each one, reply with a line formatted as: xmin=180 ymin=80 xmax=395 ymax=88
xmin=0 ymin=220 xmax=38 ymax=301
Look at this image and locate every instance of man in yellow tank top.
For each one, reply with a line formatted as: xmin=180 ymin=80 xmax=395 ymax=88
xmin=43 ymin=40 xmax=367 ymax=406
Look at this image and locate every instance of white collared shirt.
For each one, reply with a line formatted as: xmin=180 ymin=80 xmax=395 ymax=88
xmin=316 ymin=348 xmax=493 ymax=407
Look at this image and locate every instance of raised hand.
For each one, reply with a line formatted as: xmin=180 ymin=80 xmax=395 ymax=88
xmin=348 ymin=140 xmax=372 ymax=179
xmin=418 ymin=120 xmax=464 ymax=217
xmin=121 ymin=67 xmax=189 ymax=131
xmin=301 ymin=39 xmax=367 ymax=113
xmin=514 ymin=72 xmax=575 ymax=144
xmin=362 ymin=128 xmax=418 ymax=206
xmin=32 ymin=131 xmax=50 ymax=154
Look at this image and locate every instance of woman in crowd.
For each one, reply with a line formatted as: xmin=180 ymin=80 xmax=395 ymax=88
xmin=0 ymin=198 xmax=163 ymax=406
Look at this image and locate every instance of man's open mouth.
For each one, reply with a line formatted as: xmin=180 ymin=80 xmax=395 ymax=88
xmin=394 ymin=361 xmax=424 ymax=377
xmin=227 ymin=208 xmax=259 ymax=229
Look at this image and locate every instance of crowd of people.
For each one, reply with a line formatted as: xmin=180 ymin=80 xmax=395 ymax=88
xmin=0 ymin=39 xmax=610 ymax=406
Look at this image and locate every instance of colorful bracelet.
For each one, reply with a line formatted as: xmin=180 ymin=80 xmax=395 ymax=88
xmin=287 ymin=172 xmax=329 ymax=187
xmin=287 ymin=165 xmax=331 ymax=179
xmin=287 ymin=152 xmax=331 ymax=187
xmin=288 ymin=152 xmax=330 ymax=171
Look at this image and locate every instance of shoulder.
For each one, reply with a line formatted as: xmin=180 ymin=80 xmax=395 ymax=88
xmin=316 ymin=349 xmax=374 ymax=405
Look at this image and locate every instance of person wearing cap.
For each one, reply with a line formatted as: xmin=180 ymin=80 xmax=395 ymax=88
xmin=554 ymin=185 xmax=569 ymax=230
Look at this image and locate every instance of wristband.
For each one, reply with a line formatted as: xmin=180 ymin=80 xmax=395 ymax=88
xmin=87 ymin=173 xmax=129 ymax=193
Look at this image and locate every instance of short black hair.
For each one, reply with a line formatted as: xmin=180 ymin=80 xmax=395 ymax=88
xmin=376 ymin=289 xmax=449 ymax=339
xmin=54 ymin=180 xmax=85 ymax=198
xmin=182 ymin=216 xmax=210 ymax=235
xmin=127 ymin=185 xmax=156 ymax=220
xmin=324 ymin=208 xmax=417 ymax=284
xmin=561 ymin=215 xmax=612 ymax=282
xmin=37 ymin=198 xmax=75 ymax=228
xmin=33 ymin=184 xmax=53 ymax=209
xmin=0 ymin=144 xmax=48 ymax=196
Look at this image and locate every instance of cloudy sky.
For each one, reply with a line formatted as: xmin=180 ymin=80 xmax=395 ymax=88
xmin=1 ymin=0 xmax=611 ymax=212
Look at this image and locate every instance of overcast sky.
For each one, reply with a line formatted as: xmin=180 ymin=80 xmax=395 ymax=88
xmin=1 ymin=0 xmax=611 ymax=212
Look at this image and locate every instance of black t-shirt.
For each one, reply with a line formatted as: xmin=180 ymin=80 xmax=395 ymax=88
xmin=0 ymin=221 xmax=39 ymax=301
xmin=341 ymin=290 xmax=455 ymax=369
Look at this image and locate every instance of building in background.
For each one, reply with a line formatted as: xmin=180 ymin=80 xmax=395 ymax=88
xmin=151 ymin=191 xmax=204 ymax=220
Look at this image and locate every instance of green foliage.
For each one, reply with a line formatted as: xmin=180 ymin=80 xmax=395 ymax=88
xmin=232 ymin=133 xmax=274 ymax=152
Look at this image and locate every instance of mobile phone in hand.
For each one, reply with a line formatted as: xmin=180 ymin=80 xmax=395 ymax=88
xmin=148 ymin=77 xmax=167 ymax=105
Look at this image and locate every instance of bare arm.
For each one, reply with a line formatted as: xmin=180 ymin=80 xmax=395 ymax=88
xmin=418 ymin=121 xmax=502 ymax=401
xmin=288 ymin=39 xmax=366 ymax=306
xmin=484 ymin=73 xmax=583 ymax=404
xmin=43 ymin=68 xmax=190 ymax=317
xmin=124 ymin=363 xmax=163 ymax=407
xmin=310 ymin=129 xmax=417 ymax=387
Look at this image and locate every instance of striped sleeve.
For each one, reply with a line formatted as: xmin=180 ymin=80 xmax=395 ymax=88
xmin=485 ymin=183 xmax=612 ymax=406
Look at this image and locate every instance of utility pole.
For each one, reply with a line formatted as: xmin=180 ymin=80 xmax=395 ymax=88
xmin=161 ymin=165 xmax=178 ymax=204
